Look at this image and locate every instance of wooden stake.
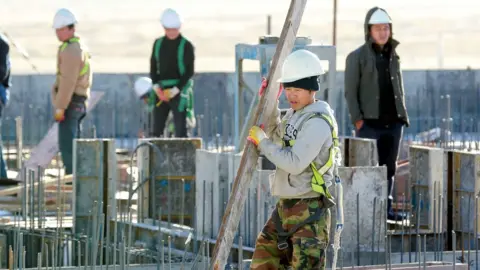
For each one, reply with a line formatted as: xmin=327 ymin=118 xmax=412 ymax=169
xmin=210 ymin=1 xmax=308 ymax=269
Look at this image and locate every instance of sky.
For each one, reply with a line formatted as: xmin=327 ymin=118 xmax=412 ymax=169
xmin=2 ymin=0 xmax=480 ymax=73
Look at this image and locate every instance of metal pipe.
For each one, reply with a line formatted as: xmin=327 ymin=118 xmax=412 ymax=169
xmin=371 ymin=197 xmax=376 ymax=266
xmin=453 ymin=231 xmax=456 ymax=270
xmin=332 ymin=0 xmax=337 ymax=46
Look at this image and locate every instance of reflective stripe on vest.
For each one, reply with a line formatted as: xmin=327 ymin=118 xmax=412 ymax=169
xmin=154 ymin=36 xmax=191 ymax=88
xmin=58 ymin=37 xmax=90 ymax=76
xmin=283 ymin=112 xmax=339 ymax=199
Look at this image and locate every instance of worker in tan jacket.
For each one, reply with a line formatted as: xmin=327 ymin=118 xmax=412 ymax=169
xmin=51 ymin=8 xmax=92 ymax=175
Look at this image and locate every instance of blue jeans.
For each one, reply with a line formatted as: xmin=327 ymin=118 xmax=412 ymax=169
xmin=0 ymin=117 xmax=7 ymax=178
xmin=58 ymin=101 xmax=86 ymax=175
xmin=0 ymin=85 xmax=9 ymax=178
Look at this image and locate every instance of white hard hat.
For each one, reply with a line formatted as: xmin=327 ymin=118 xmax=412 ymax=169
xmin=160 ymin=8 xmax=181 ymax=29
xmin=134 ymin=77 xmax=153 ymax=98
xmin=53 ymin=8 xmax=78 ymax=29
xmin=277 ymin=49 xmax=324 ymax=83
xmin=368 ymin=9 xmax=391 ymax=25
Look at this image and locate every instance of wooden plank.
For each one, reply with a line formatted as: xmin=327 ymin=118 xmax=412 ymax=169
xmin=210 ymin=1 xmax=308 ymax=269
xmin=0 ymin=203 xmax=70 ymax=212
xmin=0 ymin=174 xmax=73 ymax=197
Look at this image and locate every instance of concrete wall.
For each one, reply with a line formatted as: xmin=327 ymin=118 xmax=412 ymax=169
xmin=3 ymin=69 xmax=480 ymax=147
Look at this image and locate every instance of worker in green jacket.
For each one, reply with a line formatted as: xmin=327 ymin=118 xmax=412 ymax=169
xmin=149 ymin=8 xmax=195 ymax=138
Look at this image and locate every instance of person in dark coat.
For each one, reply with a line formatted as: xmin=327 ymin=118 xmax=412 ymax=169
xmin=0 ymin=33 xmax=11 ymax=178
xmin=344 ymin=7 xmax=409 ymax=221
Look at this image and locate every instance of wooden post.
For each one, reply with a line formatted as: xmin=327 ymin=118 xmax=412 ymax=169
xmin=210 ymin=1 xmax=309 ymax=269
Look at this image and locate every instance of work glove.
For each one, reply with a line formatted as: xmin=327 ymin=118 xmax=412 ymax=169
xmin=153 ymin=84 xmax=168 ymax=103
xmin=247 ymin=124 xmax=267 ymax=146
xmin=178 ymin=92 xmax=189 ymax=112
xmin=54 ymin=109 xmax=65 ymax=122
xmin=167 ymin=86 xmax=180 ymax=98
xmin=258 ymin=77 xmax=283 ymax=99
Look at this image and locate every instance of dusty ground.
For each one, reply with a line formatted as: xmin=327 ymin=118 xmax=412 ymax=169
xmin=2 ymin=0 xmax=480 ymax=73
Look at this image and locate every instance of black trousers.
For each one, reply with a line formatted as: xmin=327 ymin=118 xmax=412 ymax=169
xmin=356 ymin=122 xmax=403 ymax=210
xmin=152 ymin=94 xmax=187 ymax=138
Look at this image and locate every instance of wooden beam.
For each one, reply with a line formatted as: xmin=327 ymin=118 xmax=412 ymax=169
xmin=0 ymin=203 xmax=71 ymax=212
xmin=0 ymin=174 xmax=73 ymax=197
xmin=210 ymin=1 xmax=308 ymax=269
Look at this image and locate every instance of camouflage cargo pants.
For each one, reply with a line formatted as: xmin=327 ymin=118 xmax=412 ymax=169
xmin=250 ymin=197 xmax=330 ymax=270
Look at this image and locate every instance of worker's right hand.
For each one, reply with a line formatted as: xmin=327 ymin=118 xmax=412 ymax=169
xmin=355 ymin=120 xmax=364 ymax=130
xmin=153 ymin=85 xmax=169 ymax=102
xmin=247 ymin=124 xmax=267 ymax=146
xmin=54 ymin=109 xmax=65 ymax=122
xmin=258 ymin=77 xmax=283 ymax=99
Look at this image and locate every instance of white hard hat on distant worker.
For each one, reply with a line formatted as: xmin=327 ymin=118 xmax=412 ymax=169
xmin=277 ymin=49 xmax=324 ymax=83
xmin=52 ymin=8 xmax=78 ymax=29
xmin=133 ymin=77 xmax=153 ymax=98
xmin=160 ymin=8 xmax=182 ymax=29
xmin=368 ymin=9 xmax=391 ymax=25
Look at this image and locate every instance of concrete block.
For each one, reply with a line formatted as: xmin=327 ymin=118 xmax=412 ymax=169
xmin=195 ymin=150 xmax=269 ymax=246
xmin=136 ymin=138 xmax=202 ymax=226
xmin=195 ymin=149 xmax=232 ymax=238
xmin=331 ymin=166 xmax=388 ymax=253
xmin=227 ymin=152 xmax=276 ymax=247
xmin=72 ymin=139 xmax=117 ymax=265
xmin=73 ymin=139 xmax=117 ymax=234
xmin=409 ymin=145 xmax=445 ymax=232
xmin=393 ymin=160 xmax=409 ymax=203
xmin=447 ymin=150 xmax=480 ymax=234
xmin=340 ymin=136 xmax=378 ymax=167
xmin=238 ymin=169 xmax=277 ymax=247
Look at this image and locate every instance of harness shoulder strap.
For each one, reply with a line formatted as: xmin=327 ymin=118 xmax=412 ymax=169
xmin=297 ymin=112 xmax=335 ymax=134
xmin=154 ymin=37 xmax=190 ymax=89
xmin=307 ymin=112 xmax=339 ymax=177
xmin=58 ymin=37 xmax=90 ymax=76
xmin=178 ymin=37 xmax=186 ymax=76
xmin=154 ymin=37 xmax=163 ymax=61
xmin=154 ymin=37 xmax=164 ymax=74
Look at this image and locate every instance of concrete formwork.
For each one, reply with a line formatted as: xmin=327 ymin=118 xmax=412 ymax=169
xmin=136 ymin=138 xmax=202 ymax=226
xmin=409 ymin=145 xmax=446 ymax=232
xmin=333 ymin=166 xmax=388 ymax=254
xmin=445 ymin=149 xmax=480 ymax=250
xmin=402 ymin=145 xmax=480 ymax=252
xmin=72 ymin=138 xmax=117 ymax=265
xmin=340 ymin=137 xmax=378 ymax=167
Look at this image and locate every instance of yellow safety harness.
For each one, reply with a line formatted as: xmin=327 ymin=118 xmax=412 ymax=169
xmin=57 ymin=37 xmax=90 ymax=77
xmin=282 ymin=112 xmax=339 ymax=198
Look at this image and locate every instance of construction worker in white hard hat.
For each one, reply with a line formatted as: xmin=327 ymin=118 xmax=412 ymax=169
xmin=133 ymin=76 xmax=177 ymax=137
xmin=148 ymin=8 xmax=195 ymax=138
xmin=51 ymin=7 xmax=92 ymax=175
xmin=344 ymin=7 xmax=409 ymax=221
xmin=248 ymin=49 xmax=342 ymax=269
